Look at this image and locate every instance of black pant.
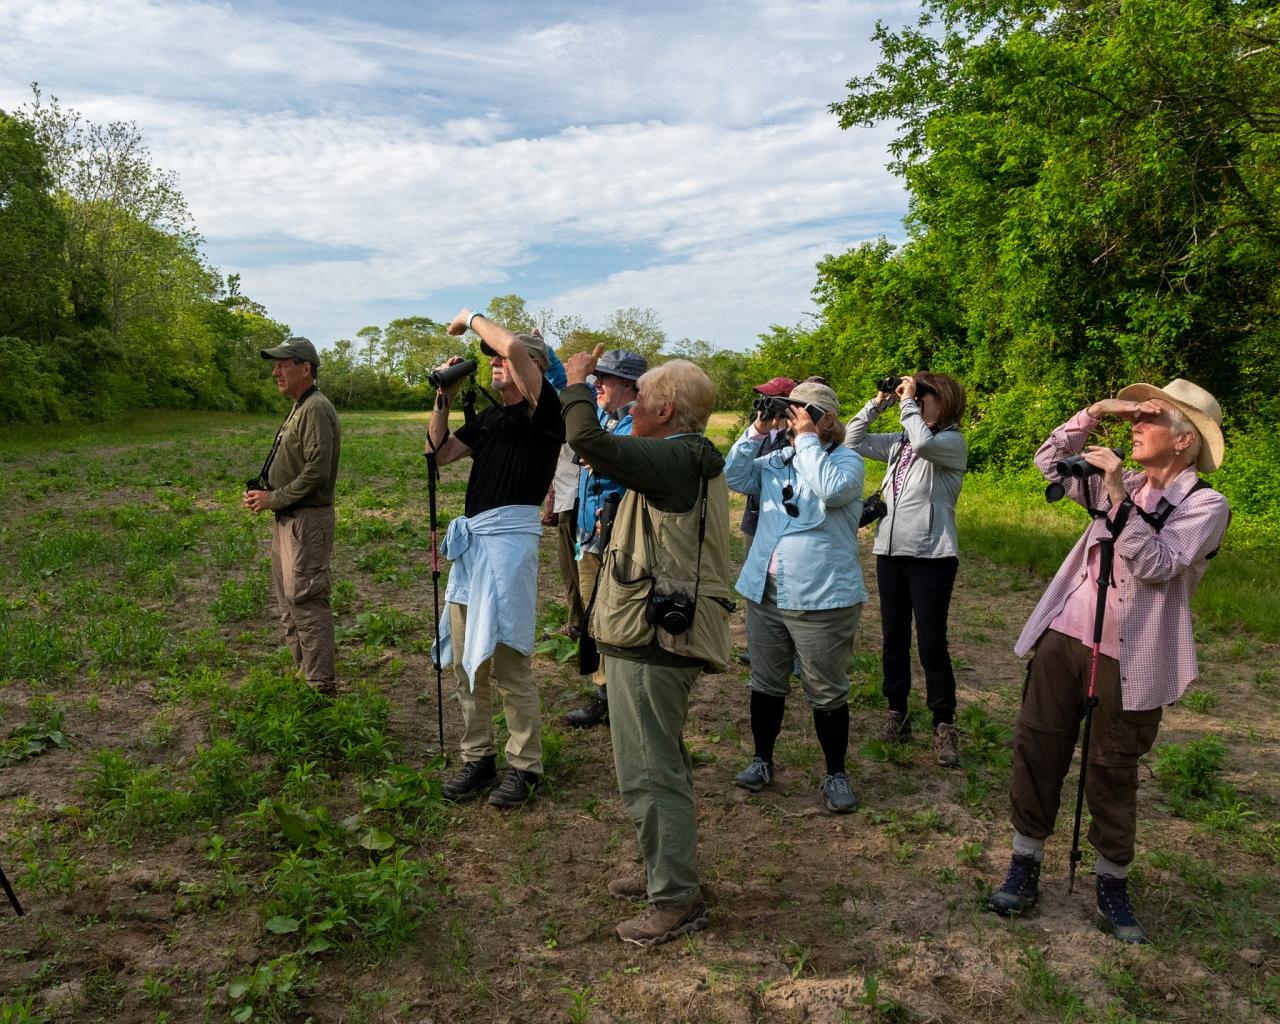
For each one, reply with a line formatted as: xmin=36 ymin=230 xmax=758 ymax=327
xmin=877 ymin=555 xmax=958 ymax=726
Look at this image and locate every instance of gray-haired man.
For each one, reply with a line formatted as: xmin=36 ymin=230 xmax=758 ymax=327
xmin=244 ymin=337 xmax=341 ymax=695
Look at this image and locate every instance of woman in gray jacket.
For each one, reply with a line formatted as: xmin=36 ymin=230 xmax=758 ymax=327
xmin=845 ymin=373 xmax=967 ymax=766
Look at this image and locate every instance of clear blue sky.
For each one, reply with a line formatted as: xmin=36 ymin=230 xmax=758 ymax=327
xmin=1 ymin=0 xmax=911 ymax=350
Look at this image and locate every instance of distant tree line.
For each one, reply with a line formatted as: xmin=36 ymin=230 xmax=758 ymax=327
xmin=0 ymin=87 xmax=756 ymax=423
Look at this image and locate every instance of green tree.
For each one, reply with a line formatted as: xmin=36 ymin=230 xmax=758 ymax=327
xmin=818 ymin=0 xmax=1280 ymax=466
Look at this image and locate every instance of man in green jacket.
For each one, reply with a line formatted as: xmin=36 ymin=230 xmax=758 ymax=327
xmin=561 ymin=348 xmax=732 ymax=947
xmin=244 ymin=337 xmax=341 ymax=695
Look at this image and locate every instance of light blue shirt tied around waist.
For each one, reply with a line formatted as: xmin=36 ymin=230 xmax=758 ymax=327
xmin=432 ymin=504 xmax=543 ymax=690
xmin=725 ymin=429 xmax=869 ymax=611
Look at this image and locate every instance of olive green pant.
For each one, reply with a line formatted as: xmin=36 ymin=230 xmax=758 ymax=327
xmin=450 ymin=602 xmax=544 ymax=774
xmin=605 ymin=655 xmax=701 ymax=904
xmin=270 ymin=506 xmax=336 ymax=688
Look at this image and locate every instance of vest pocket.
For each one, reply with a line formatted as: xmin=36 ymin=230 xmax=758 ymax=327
xmin=592 ymin=549 xmax=656 ymax=648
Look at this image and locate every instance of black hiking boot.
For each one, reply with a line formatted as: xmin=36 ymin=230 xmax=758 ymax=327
xmin=565 ymin=686 xmax=608 ymax=729
xmin=441 ymin=755 xmax=497 ymax=803
xmin=987 ymin=853 xmax=1041 ymax=916
xmin=1096 ymin=874 xmax=1148 ymax=944
xmin=488 ymin=767 xmax=540 ymax=809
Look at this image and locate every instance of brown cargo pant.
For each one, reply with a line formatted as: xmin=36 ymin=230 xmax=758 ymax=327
xmin=555 ymin=510 xmax=585 ymax=634
xmin=1010 ymin=629 xmax=1163 ymax=866
xmin=271 ymin=506 xmax=336 ymax=691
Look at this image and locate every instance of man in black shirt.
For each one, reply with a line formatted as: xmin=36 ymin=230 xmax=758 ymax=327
xmin=426 ymin=308 xmax=565 ymax=808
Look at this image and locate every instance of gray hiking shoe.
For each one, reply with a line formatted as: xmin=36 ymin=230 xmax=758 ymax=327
xmin=616 ymin=898 xmax=708 ymax=947
xmin=822 ymin=771 xmax=858 ymax=814
xmin=934 ymin=722 xmax=960 ymax=767
xmin=733 ymin=756 xmax=774 ymax=793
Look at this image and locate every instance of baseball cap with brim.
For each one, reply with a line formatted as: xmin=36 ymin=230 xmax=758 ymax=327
xmin=784 ymin=381 xmax=840 ymax=420
xmin=753 ymin=376 xmax=797 ymax=397
xmin=261 ymin=336 xmax=319 ymax=366
xmin=480 ymin=332 xmax=549 ymax=369
xmin=1115 ymin=378 xmax=1224 ymax=473
xmin=596 ymin=349 xmax=647 ymax=381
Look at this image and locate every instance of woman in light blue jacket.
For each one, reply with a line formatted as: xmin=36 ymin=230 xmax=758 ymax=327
xmin=844 ymin=372 xmax=967 ymax=767
xmin=725 ymin=381 xmax=867 ymax=813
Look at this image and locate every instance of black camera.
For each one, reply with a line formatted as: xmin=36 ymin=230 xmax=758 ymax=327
xmin=876 ymin=375 xmax=903 ymax=394
xmin=859 ymin=493 xmax=887 ymax=528
xmin=1054 ymin=447 xmax=1123 ymax=479
xmin=246 ymin=476 xmax=270 ymax=491
xmin=645 ymin=588 xmax=696 ymax=635
xmin=752 ymin=395 xmax=790 ymax=419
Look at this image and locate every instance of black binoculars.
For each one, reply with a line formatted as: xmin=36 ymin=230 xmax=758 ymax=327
xmin=428 ymin=359 xmax=478 ymax=390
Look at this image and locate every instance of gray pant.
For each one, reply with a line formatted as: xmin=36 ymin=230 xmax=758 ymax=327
xmin=270 ymin=506 xmax=336 ymax=688
xmin=605 ymin=655 xmax=701 ymax=904
xmin=746 ymin=576 xmax=862 ymax=710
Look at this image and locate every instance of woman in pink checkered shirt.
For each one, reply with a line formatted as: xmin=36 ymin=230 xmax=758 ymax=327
xmin=987 ymin=378 xmax=1229 ymax=945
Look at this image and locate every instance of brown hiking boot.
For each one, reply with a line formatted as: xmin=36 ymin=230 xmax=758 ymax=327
xmin=934 ymin=722 xmax=960 ymax=767
xmin=879 ymin=710 xmax=912 ymax=743
xmin=606 ymin=873 xmax=648 ymax=900
xmin=616 ymin=898 xmax=708 ymax=947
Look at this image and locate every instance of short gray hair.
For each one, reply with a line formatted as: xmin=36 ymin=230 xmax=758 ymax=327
xmin=637 ymin=360 xmax=715 ymax=434
xmin=1167 ymin=405 xmax=1202 ymax=466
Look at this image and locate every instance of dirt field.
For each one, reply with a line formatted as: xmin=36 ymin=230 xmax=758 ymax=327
xmin=1 ymin=411 xmax=1276 ymax=1023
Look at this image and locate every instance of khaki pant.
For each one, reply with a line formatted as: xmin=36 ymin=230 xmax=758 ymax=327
xmin=606 ymin=655 xmax=701 ymax=904
xmin=577 ymin=550 xmax=606 ymax=688
xmin=271 ymin=506 xmax=336 ymax=688
xmin=1009 ymin=629 xmax=1163 ymax=866
xmin=450 ymin=602 xmax=543 ymax=774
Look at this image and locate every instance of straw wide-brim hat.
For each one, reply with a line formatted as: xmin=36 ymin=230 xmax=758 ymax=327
xmin=1115 ymin=378 xmax=1224 ymax=473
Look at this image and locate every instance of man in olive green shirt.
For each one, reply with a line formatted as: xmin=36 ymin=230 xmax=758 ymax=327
xmin=244 ymin=337 xmax=341 ymax=694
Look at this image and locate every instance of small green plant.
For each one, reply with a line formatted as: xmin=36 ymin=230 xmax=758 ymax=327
xmin=1 ymin=698 xmax=67 ymax=766
xmin=1018 ymin=947 xmax=1084 ymax=1018
xmin=1183 ymin=689 xmax=1217 ymax=713
xmin=227 ymin=952 xmax=314 ymax=1022
xmin=0 ymin=995 xmax=49 ymax=1024
xmin=561 ymin=985 xmax=595 ymax=1024
xmin=211 ymin=574 xmax=271 ymax=623
xmin=861 ymin=974 xmax=908 ymax=1023
xmin=958 ymin=840 xmax=983 ymax=864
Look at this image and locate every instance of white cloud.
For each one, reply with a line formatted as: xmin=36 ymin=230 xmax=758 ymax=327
xmin=0 ymin=0 xmax=913 ymax=349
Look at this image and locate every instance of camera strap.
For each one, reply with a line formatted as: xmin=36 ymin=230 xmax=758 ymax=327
xmin=256 ymin=386 xmax=317 ymax=486
xmin=639 ymin=450 xmax=711 ymax=605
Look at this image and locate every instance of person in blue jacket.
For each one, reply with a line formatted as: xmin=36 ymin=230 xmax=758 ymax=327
xmin=565 ymin=348 xmax=649 ymax=728
xmin=724 ymin=380 xmax=868 ymax=813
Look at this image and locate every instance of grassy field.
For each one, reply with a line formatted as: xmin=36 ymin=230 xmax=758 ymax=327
xmin=1 ymin=409 xmax=1277 ymax=1023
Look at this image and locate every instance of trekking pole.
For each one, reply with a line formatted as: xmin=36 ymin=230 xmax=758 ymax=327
xmin=0 ymin=860 xmax=24 ymax=916
xmin=425 ymin=444 xmax=446 ymax=762
xmin=1069 ymin=536 xmax=1115 ymax=894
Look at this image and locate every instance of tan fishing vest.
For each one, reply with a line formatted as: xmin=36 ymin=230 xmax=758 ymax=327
xmin=590 ymin=469 xmax=733 ymax=672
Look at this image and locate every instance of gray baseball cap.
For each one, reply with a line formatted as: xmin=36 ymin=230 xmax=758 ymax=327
xmin=261 ymin=336 xmax=319 ymax=366
xmin=480 ymin=331 xmax=550 ymax=370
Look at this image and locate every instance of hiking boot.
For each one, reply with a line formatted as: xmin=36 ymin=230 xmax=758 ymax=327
xmin=565 ymin=686 xmax=608 ymax=729
xmin=616 ymin=898 xmax=709 ymax=947
xmin=987 ymin=853 xmax=1041 ymax=916
xmin=607 ymin=873 xmax=648 ymax=900
xmin=488 ymin=767 xmax=540 ymax=809
xmin=821 ymin=771 xmax=858 ymax=814
xmin=1096 ymin=874 xmax=1148 ymax=944
xmin=879 ymin=710 xmax=912 ymax=744
xmin=441 ymin=755 xmax=497 ymax=803
xmin=311 ymin=680 xmax=338 ymax=697
xmin=736 ymin=651 xmax=751 ymax=666
xmin=733 ymin=756 xmax=774 ymax=793
xmin=934 ymin=722 xmax=960 ymax=767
